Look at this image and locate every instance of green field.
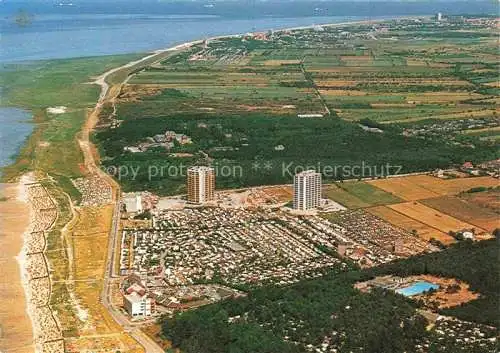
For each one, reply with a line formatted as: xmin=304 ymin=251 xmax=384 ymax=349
xmin=324 ymin=182 xmax=402 ymax=208
xmin=324 ymin=185 xmax=371 ymax=209
xmin=338 ymin=181 xmax=402 ymax=206
xmin=1 ymin=55 xmax=143 ymax=109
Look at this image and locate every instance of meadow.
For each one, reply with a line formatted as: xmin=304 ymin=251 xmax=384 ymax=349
xmin=323 ymin=181 xmax=401 ymax=208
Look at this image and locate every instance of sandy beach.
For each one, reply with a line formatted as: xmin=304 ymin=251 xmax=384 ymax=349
xmin=0 ymin=182 xmax=34 ymax=353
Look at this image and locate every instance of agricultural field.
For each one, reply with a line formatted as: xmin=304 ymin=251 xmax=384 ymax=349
xmin=422 ymin=196 xmax=499 ymax=232
xmin=97 ymin=17 xmax=498 ymax=195
xmin=366 ymin=205 xmax=455 ymax=245
xmin=119 ymin=20 xmax=500 ymax=124
xmin=368 ymin=177 xmax=442 ymax=201
xmin=337 ymin=181 xmax=402 ymax=205
xmin=323 ymin=184 xmax=371 ymax=209
xmin=422 ymin=175 xmax=499 ymax=195
xmin=368 ymin=175 xmax=499 ymax=200
xmin=325 ymin=174 xmax=498 ymax=245
xmin=461 ymin=188 xmax=500 ymax=213
xmin=323 ymin=181 xmax=401 ymax=208
xmin=388 ymin=202 xmax=486 ymax=235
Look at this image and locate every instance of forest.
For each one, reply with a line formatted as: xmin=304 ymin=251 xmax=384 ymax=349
xmin=369 ymin=239 xmax=500 ymax=327
xmin=161 ymin=239 xmax=499 ymax=353
xmin=94 ymin=112 xmax=498 ymax=195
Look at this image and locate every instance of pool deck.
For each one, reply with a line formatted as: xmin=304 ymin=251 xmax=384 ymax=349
xmin=355 ymin=275 xmax=439 ymax=296
xmin=396 ymin=281 xmax=439 ymax=297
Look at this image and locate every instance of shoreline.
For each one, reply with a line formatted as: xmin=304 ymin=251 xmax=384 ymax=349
xmin=0 ymin=14 xmax=419 ymax=180
xmin=0 ymin=15 xmax=410 ymax=66
xmin=0 ymin=107 xmax=35 ymax=177
xmin=1 ymin=16 xmax=422 ymax=352
xmin=11 ymin=174 xmax=62 ymax=353
xmin=16 ymin=175 xmax=39 ymax=353
xmin=0 ymin=180 xmax=34 ymax=353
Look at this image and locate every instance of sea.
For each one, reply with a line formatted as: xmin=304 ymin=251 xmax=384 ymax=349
xmin=0 ymin=0 xmax=497 ymax=172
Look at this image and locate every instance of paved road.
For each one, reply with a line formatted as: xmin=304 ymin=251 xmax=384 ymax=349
xmin=85 ymin=50 xmax=180 ymax=353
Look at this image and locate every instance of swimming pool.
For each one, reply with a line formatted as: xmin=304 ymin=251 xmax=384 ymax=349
xmin=396 ymin=281 xmax=439 ymax=297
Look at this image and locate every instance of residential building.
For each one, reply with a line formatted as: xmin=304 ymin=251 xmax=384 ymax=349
xmin=123 ymin=280 xmax=155 ymax=317
xmin=123 ymin=194 xmax=142 ymax=213
xmin=187 ymin=166 xmax=215 ymax=203
xmin=293 ymin=170 xmax=322 ymax=210
xmin=164 ymin=130 xmax=177 ymax=141
xmin=123 ymin=292 xmax=155 ymax=317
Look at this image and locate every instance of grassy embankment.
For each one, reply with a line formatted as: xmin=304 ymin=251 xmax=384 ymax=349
xmin=0 ymin=53 xmax=145 ymax=347
xmin=0 ymin=54 xmax=143 ymax=184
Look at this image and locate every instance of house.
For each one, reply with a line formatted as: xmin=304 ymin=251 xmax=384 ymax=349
xmin=462 ymin=161 xmax=474 ymax=170
xmin=175 ymin=134 xmax=192 ymax=145
xmin=126 ymin=282 xmax=146 ymax=296
xmin=153 ymin=134 xmax=167 ymax=143
xmin=124 ymin=146 xmax=141 ymax=153
xmin=460 ymin=230 xmax=475 ymax=240
xmin=164 ymin=130 xmax=177 ymax=141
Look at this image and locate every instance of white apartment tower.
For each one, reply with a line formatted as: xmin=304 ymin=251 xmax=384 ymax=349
xmin=293 ymin=170 xmax=322 ymax=210
xmin=187 ymin=166 xmax=215 ymax=203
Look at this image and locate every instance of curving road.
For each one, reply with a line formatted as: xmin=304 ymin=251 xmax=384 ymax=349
xmin=82 ymin=45 xmax=196 ymax=353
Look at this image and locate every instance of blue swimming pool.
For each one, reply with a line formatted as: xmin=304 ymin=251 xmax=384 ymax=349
xmin=396 ymin=281 xmax=439 ymax=297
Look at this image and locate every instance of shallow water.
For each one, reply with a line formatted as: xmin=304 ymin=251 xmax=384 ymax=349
xmin=1 ymin=14 xmax=376 ymax=63
xmin=0 ymin=108 xmax=33 ymax=173
xmin=0 ymin=12 xmax=378 ymax=173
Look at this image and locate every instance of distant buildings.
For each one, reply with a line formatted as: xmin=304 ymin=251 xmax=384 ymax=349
xmin=436 ymin=12 xmax=443 ymax=22
xmin=123 ymin=129 xmax=192 ymax=153
xmin=298 ymin=113 xmax=324 ymax=118
xmin=293 ymin=170 xmax=322 ymax=210
xmin=187 ymin=166 xmax=215 ymax=204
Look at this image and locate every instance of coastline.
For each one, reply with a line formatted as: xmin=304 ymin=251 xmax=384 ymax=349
xmin=5 ymin=174 xmax=62 ymax=353
xmin=94 ymin=16 xmax=413 ymax=104
xmin=0 ymin=15 xmax=410 ymax=181
xmin=1 ymin=16 xmax=419 ymax=352
xmin=0 ymin=107 xmax=34 ymax=174
xmin=0 ymin=180 xmax=34 ymax=353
